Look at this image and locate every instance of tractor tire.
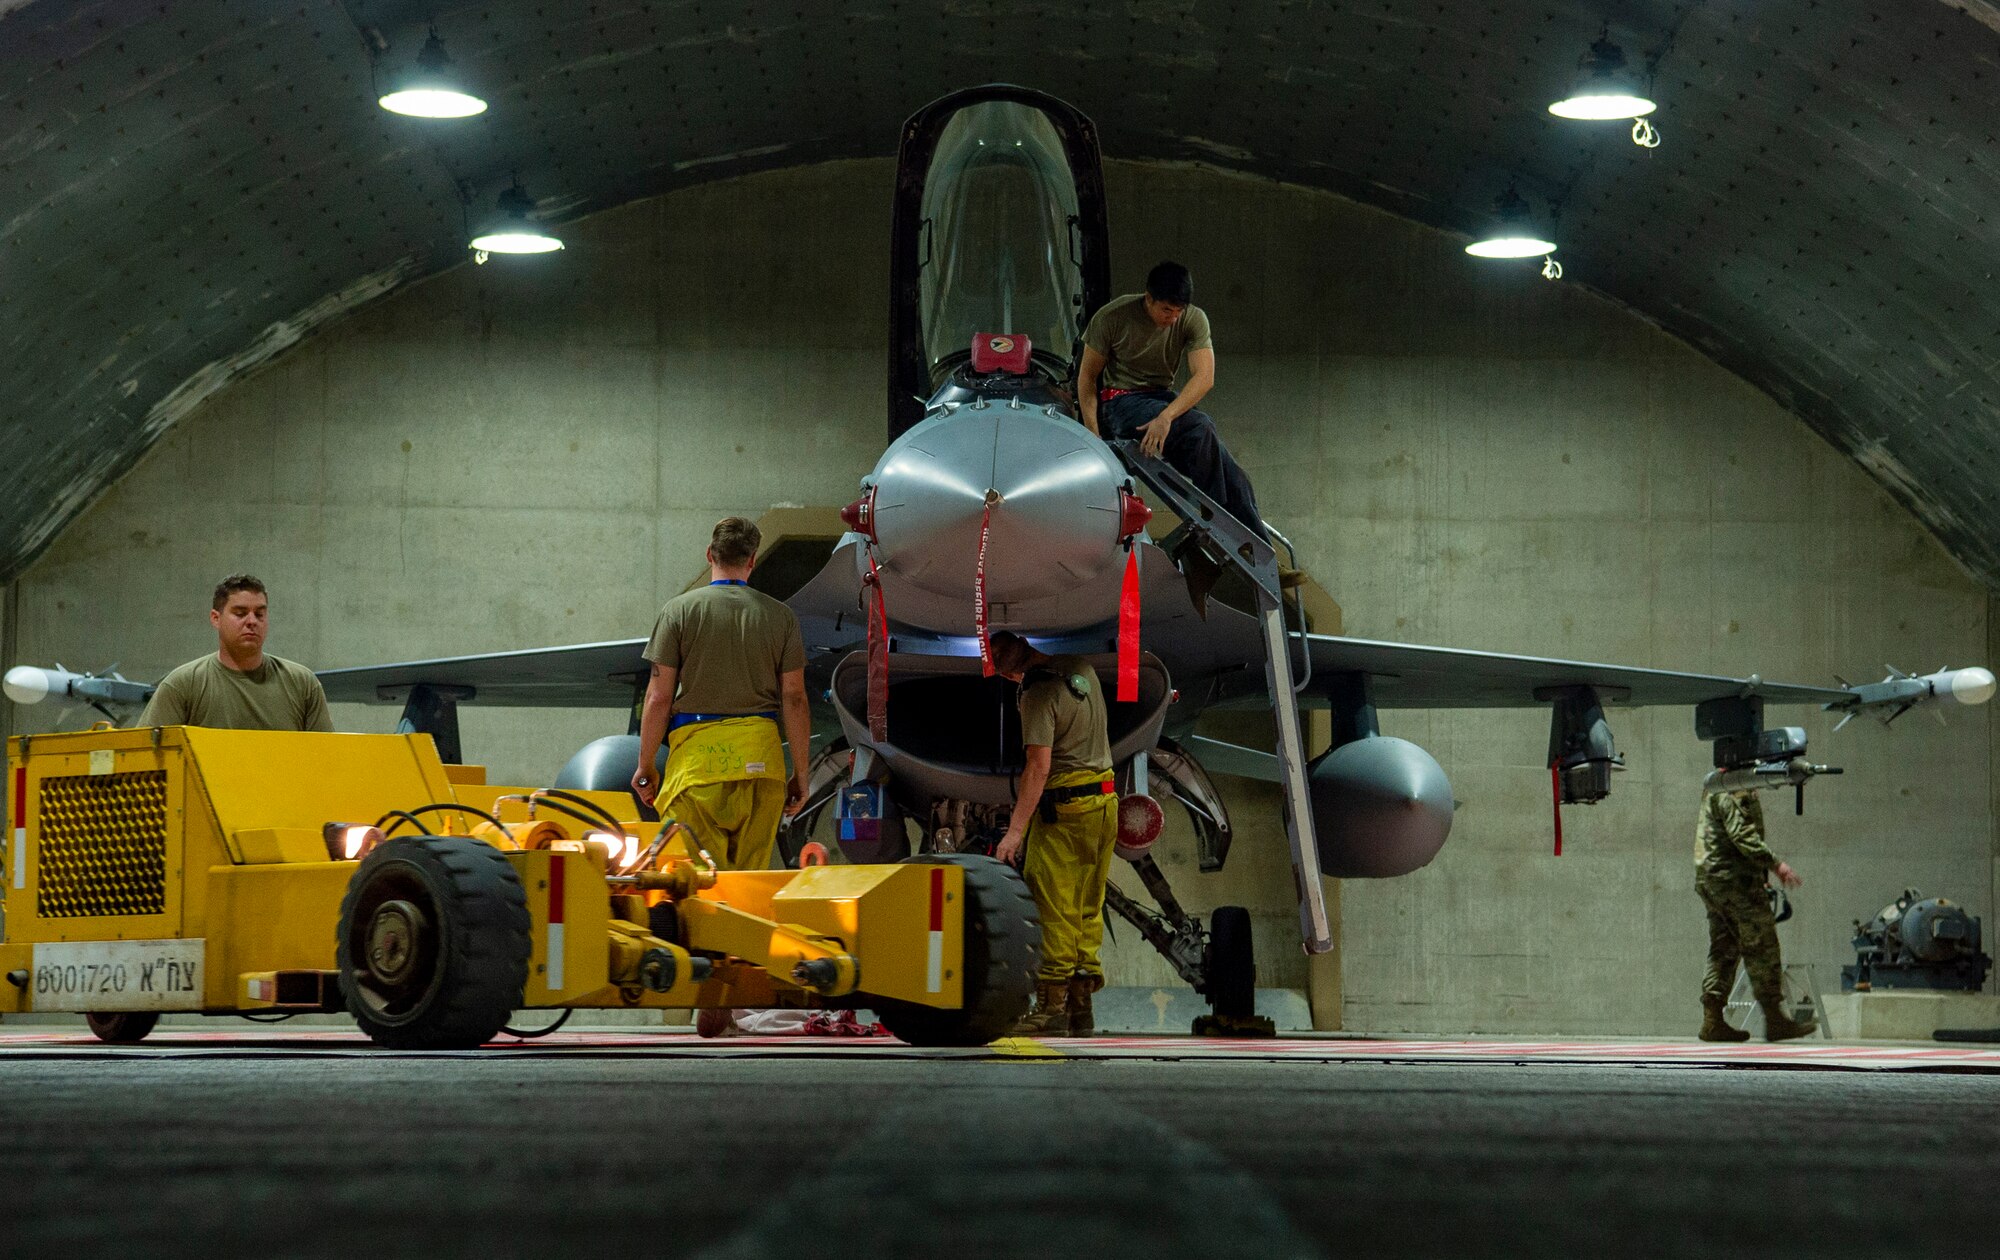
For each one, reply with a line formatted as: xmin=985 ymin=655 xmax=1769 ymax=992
xmin=1204 ymin=905 xmax=1256 ymax=1019
xmin=871 ymin=853 xmax=1041 ymax=1048
xmin=336 ymin=835 xmax=530 ymax=1050
xmin=85 ymin=1011 xmax=158 ymax=1044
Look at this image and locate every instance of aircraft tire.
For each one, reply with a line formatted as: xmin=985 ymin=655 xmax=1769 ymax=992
xmin=85 ymin=1011 xmax=159 ymax=1043
xmin=1204 ymin=905 xmax=1256 ymax=1019
xmin=336 ymin=836 xmax=529 ymax=1050
xmin=871 ymin=853 xmax=1042 ymax=1047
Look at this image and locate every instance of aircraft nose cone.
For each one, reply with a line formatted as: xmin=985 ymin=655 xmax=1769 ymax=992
xmin=870 ymin=404 xmax=1128 ymax=603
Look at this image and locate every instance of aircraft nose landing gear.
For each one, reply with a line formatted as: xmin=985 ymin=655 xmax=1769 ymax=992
xmin=1192 ymin=905 xmax=1274 ymax=1038
xmin=1104 ymin=856 xmax=1274 ymax=1037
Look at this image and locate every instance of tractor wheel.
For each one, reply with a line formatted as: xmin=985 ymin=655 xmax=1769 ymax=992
xmin=336 ymin=835 xmax=530 ymax=1050
xmin=872 ymin=854 xmax=1041 ymax=1047
xmin=1204 ymin=905 xmax=1256 ymax=1019
xmin=85 ymin=1011 xmax=158 ymax=1044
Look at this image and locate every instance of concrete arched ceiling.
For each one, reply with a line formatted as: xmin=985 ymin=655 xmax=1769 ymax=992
xmin=3 ymin=0 xmax=1998 ymax=586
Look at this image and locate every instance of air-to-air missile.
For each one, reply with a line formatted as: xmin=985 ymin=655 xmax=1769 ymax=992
xmin=3 ymin=665 xmax=154 ymax=715
xmin=1828 ymin=666 xmax=1997 ymax=727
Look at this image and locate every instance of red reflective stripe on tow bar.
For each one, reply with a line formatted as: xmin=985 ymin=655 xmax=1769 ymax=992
xmin=548 ymin=851 xmax=566 ymax=922
xmin=11 ymin=765 xmax=24 ymax=829
xmin=928 ymin=868 xmax=945 ymax=932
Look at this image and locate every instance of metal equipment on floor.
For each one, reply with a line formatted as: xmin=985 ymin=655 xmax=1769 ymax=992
xmin=2 ymin=727 xmax=1039 ymax=1048
xmin=1842 ymin=888 xmax=1992 ymax=993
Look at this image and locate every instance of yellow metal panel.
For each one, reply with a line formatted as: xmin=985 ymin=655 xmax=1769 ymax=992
xmin=442 ymin=764 xmax=487 ymax=786
xmin=769 ymin=864 xmax=964 ymax=1008
xmin=232 ymin=828 xmax=329 ymax=864
xmin=697 ymin=870 xmax=793 ymax=920
xmin=203 ymin=863 xmax=351 ymax=1008
xmin=9 ymin=734 xmax=184 ymax=944
xmin=513 ymin=849 xmax=611 ymax=1006
xmin=180 ymin=729 xmax=456 ymax=846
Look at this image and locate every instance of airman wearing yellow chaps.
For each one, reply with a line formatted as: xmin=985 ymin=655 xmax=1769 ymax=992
xmin=633 ymin=517 xmax=812 ymax=875
xmin=991 ymin=632 xmax=1118 ymax=1036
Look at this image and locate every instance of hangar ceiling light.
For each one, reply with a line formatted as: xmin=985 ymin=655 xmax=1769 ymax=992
xmin=1549 ymin=35 xmax=1660 ymax=147
xmin=1548 ymin=36 xmax=1655 ymax=120
xmin=378 ymin=29 xmax=487 ymax=119
xmin=1464 ymin=188 xmax=1557 ymax=260
xmin=468 ymin=182 xmax=563 ymax=258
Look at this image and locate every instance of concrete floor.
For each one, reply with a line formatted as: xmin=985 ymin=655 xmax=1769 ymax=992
xmin=1 ymin=1039 xmax=1994 ymax=1258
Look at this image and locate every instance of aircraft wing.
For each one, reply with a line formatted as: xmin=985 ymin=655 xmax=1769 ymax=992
xmin=316 ymin=639 xmax=649 ymax=707
xmin=1280 ymin=634 xmax=1853 ymax=709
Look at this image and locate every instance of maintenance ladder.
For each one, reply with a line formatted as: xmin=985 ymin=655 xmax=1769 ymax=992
xmin=1111 ymin=440 xmax=1332 ymax=955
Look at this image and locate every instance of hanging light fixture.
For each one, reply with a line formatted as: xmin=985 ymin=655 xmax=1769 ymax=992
xmin=1464 ymin=188 xmax=1557 ymax=259
xmin=1548 ymin=36 xmax=1656 ymax=121
xmin=378 ymin=28 xmax=487 ymax=119
xmin=468 ymin=181 xmax=563 ymax=259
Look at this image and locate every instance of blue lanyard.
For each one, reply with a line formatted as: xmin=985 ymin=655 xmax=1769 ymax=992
xmin=710 ymin=579 xmax=748 ymax=586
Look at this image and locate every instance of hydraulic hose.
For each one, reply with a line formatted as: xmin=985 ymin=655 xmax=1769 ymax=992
xmin=373 ymin=809 xmax=435 ymax=837
xmin=381 ymin=802 xmax=511 ymax=837
xmin=533 ymin=789 xmax=628 ymax=835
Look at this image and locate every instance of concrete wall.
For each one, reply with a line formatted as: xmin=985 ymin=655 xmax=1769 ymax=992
xmin=9 ymin=157 xmax=1992 ymax=1034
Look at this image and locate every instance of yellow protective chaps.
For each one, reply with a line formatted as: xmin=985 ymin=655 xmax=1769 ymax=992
xmin=657 ymin=717 xmax=787 ymax=871
xmin=1022 ymin=769 xmax=1118 ymax=983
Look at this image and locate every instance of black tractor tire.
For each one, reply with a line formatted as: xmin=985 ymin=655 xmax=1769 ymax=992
xmin=1204 ymin=905 xmax=1257 ymax=1019
xmin=85 ymin=1011 xmax=159 ymax=1044
xmin=336 ymin=835 xmax=530 ymax=1050
xmin=871 ymin=853 xmax=1041 ymax=1047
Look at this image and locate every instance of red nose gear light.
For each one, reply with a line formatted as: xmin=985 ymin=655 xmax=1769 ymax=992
xmin=1114 ymin=794 xmax=1165 ymax=860
xmin=840 ymin=489 xmax=878 ymax=543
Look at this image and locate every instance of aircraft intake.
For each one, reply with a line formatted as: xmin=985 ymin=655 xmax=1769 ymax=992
xmin=1307 ymin=736 xmax=1454 ymax=878
xmin=829 ymin=650 xmax=1171 ymax=808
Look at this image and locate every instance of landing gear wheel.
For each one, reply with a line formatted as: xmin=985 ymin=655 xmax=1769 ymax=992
xmin=1193 ymin=905 xmax=1273 ymax=1038
xmin=336 ymin=835 xmax=530 ymax=1050
xmin=85 ymin=1011 xmax=158 ymax=1043
xmin=871 ymin=854 xmax=1041 ymax=1047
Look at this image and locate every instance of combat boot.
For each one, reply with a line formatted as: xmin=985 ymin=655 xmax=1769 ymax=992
xmin=1760 ymin=1001 xmax=1817 ymax=1043
xmin=1010 ymin=979 xmax=1070 ymax=1037
xmin=1698 ymin=1002 xmax=1749 ymax=1043
xmin=1065 ymin=973 xmax=1103 ymax=1037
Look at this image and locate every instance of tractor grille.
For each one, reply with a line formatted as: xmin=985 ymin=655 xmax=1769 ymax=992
xmin=36 ymin=771 xmax=169 ymax=918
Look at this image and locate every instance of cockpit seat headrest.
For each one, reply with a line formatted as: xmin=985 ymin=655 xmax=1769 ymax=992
xmin=971 ymin=332 xmax=1032 ymax=375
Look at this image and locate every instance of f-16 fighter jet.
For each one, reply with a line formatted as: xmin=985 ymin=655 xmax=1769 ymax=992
xmin=18 ymin=86 xmax=1990 ymax=1018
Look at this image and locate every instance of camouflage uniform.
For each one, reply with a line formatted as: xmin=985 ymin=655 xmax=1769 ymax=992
xmin=1695 ymin=789 xmax=1783 ymax=1009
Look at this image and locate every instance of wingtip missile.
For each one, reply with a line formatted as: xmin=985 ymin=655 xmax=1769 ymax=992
xmin=3 ymin=665 xmax=154 ymax=711
xmin=1827 ymin=666 xmax=1995 ymax=724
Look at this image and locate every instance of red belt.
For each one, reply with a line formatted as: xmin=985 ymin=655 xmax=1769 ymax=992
xmin=1099 ymin=388 xmax=1141 ymax=402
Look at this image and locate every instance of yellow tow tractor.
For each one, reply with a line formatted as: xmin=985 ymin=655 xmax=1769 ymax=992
xmin=0 ymin=727 xmax=1041 ymax=1048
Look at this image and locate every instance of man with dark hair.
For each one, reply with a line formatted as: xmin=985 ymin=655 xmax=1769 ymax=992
xmin=139 ymin=575 xmax=333 ymax=731
xmin=1078 ymin=261 xmax=1296 ymax=595
xmin=631 ymin=517 xmax=811 ymax=874
xmin=989 ymin=631 xmax=1117 ymax=1036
